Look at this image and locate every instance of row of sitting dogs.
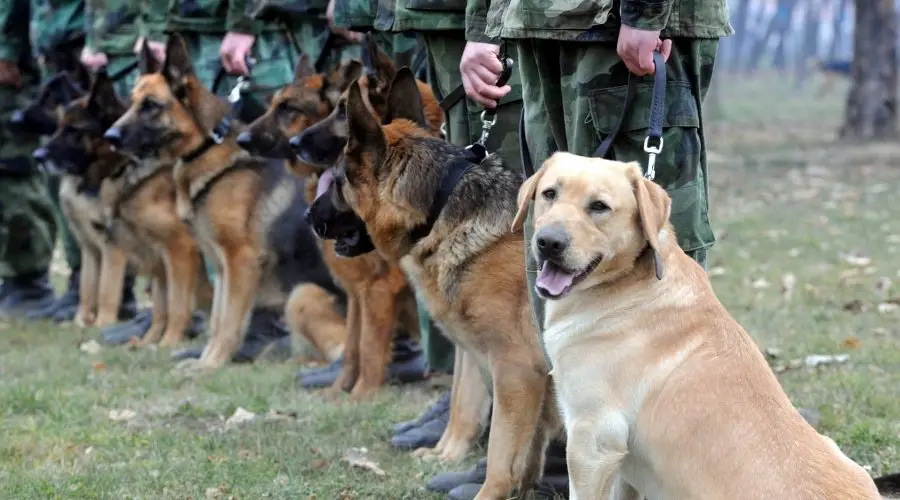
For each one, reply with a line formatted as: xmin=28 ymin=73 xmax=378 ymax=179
xmin=19 ymin=31 xmax=900 ymax=499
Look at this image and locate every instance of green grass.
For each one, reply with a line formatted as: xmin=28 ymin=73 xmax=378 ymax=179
xmin=1 ymin=73 xmax=899 ymax=498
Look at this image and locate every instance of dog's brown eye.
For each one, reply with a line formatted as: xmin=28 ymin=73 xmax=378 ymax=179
xmin=589 ymin=201 xmax=609 ymax=213
xmin=541 ymin=188 xmax=556 ymax=201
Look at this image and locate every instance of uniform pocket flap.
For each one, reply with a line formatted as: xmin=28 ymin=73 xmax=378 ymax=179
xmin=588 ymin=81 xmax=699 ymax=136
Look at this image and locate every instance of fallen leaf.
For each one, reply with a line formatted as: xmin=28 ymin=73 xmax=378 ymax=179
xmin=804 ymin=354 xmax=849 ymax=369
xmin=342 ymin=447 xmax=385 ymax=476
xmin=266 ymin=409 xmax=298 ymax=421
xmin=91 ymin=361 xmax=106 ymax=371
xmin=841 ymin=336 xmax=861 ymax=349
xmin=108 ymin=409 xmax=136 ymax=422
xmin=205 ymin=484 xmax=229 ymax=500
xmin=274 ymin=475 xmax=290 ymax=486
xmin=751 ymin=277 xmax=770 ymax=289
xmin=708 ymin=266 xmax=726 ymax=277
xmin=79 ymin=340 xmax=102 ymax=355
xmin=842 ymin=300 xmax=867 ymax=313
xmin=841 ymin=252 xmax=871 ymax=267
xmin=780 ymin=273 xmax=796 ymax=299
xmin=225 ymin=407 xmax=256 ymax=428
xmin=310 ymin=459 xmax=328 ymax=470
xmin=877 ymin=299 xmax=900 ymax=313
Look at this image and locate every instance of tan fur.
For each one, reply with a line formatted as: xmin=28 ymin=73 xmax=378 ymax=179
xmin=522 ymin=152 xmax=882 ymax=500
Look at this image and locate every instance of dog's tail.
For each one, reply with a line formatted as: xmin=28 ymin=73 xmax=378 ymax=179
xmin=876 ymin=472 xmax=900 ymax=499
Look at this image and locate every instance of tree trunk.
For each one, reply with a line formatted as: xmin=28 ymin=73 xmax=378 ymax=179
xmin=795 ymin=0 xmax=822 ymax=87
xmin=841 ymin=0 xmax=898 ymax=141
xmin=746 ymin=0 xmax=800 ymax=72
xmin=730 ymin=0 xmax=752 ymax=71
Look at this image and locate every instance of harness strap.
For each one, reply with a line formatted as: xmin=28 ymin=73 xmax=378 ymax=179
xmin=108 ymin=60 xmax=140 ymax=83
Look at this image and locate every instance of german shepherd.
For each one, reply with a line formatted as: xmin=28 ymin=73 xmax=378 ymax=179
xmin=309 ymin=67 xmax=560 ymax=499
xmin=104 ymin=33 xmax=343 ymax=371
xmin=239 ymin=47 xmax=429 ymax=400
xmin=10 ymin=65 xmax=91 ymax=136
xmin=34 ymin=71 xmax=139 ymax=329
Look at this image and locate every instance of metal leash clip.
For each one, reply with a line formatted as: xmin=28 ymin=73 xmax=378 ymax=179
xmin=228 ymin=56 xmax=257 ymax=104
xmin=475 ymin=55 xmax=514 ymax=148
xmin=642 ymin=136 xmax=663 ymax=181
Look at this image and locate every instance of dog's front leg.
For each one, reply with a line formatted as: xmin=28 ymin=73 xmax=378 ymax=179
xmin=95 ymin=244 xmax=128 ymax=327
xmin=199 ymin=246 xmax=261 ymax=369
xmin=139 ymin=263 xmax=169 ymax=345
xmin=173 ymin=161 xmax=194 ymax=222
xmin=284 ymin=284 xmax=346 ymax=362
xmin=416 ymin=347 xmax=488 ymax=462
xmin=326 ymin=295 xmax=360 ymax=400
xmin=566 ymin=416 xmax=631 ymax=500
xmin=476 ymin=355 xmax=548 ymax=500
xmin=74 ymin=246 xmax=100 ymax=328
xmin=158 ymin=238 xmax=200 ymax=347
xmin=349 ymin=285 xmax=397 ymax=401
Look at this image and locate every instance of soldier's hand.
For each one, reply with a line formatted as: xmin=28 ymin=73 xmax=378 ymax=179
xmin=617 ymin=25 xmax=671 ymax=76
xmin=460 ymin=42 xmax=511 ymax=109
xmin=220 ymin=32 xmax=256 ymax=76
xmin=0 ymin=60 xmax=22 ymax=88
xmin=80 ymin=46 xmax=109 ymax=71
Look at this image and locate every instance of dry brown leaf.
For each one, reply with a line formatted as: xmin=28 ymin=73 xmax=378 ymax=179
xmin=841 ymin=337 xmax=861 ymax=350
xmin=841 ymin=252 xmax=872 ymax=267
xmin=342 ymin=447 xmax=385 ymax=476
xmin=108 ymin=409 xmax=136 ymax=422
xmin=310 ymin=459 xmax=328 ymax=470
xmin=780 ymin=273 xmax=796 ymax=299
xmin=266 ymin=409 xmax=298 ymax=421
xmin=91 ymin=361 xmax=106 ymax=371
xmin=842 ymin=300 xmax=867 ymax=313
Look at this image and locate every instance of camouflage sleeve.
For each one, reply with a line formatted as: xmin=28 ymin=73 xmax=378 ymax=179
xmin=465 ymin=0 xmax=498 ymax=43
xmin=620 ymin=0 xmax=673 ymax=32
xmin=227 ymin=0 xmax=264 ymax=35
xmin=0 ymin=0 xmax=26 ymax=62
xmin=84 ymin=0 xmax=96 ymax=50
xmin=142 ymin=0 xmax=171 ymax=42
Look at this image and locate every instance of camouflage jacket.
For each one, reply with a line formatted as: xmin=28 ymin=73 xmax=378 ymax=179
xmin=0 ymin=0 xmax=32 ymax=64
xmin=29 ymin=0 xmax=85 ymax=55
xmin=85 ymin=0 xmax=141 ymax=56
xmin=485 ymin=0 xmax=733 ymax=42
xmin=144 ymin=0 xmax=272 ymax=41
xmin=244 ymin=0 xmax=328 ymax=23
xmin=333 ymin=0 xmax=494 ymax=43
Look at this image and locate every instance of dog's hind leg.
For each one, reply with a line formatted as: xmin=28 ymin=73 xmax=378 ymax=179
xmin=199 ymin=246 xmax=261 ymax=369
xmin=95 ymin=244 xmax=128 ymax=327
xmin=476 ymin=354 xmax=549 ymax=500
xmin=325 ymin=296 xmax=360 ymax=400
xmin=416 ymin=347 xmax=488 ymax=462
xmin=285 ymin=283 xmax=346 ymax=362
xmin=74 ymin=246 xmax=100 ymax=328
xmin=158 ymin=239 xmax=200 ymax=347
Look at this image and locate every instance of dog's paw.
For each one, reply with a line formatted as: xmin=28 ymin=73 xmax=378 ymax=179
xmin=411 ymin=446 xmax=439 ymax=459
xmin=74 ymin=310 xmax=95 ymax=329
xmin=157 ymin=333 xmax=185 ymax=348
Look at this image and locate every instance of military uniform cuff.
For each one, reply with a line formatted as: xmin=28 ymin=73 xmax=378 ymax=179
xmin=465 ymin=15 xmax=498 ymax=43
xmin=620 ymin=0 xmax=674 ymax=32
xmin=226 ymin=18 xmax=264 ymax=36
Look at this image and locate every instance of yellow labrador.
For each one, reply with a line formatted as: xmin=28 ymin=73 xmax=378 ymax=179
xmin=512 ymin=152 xmax=882 ymax=500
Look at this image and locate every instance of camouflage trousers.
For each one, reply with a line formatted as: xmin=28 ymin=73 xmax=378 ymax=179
xmin=516 ymin=38 xmax=719 ymax=335
xmin=0 ymin=83 xmax=57 ymax=278
xmin=418 ymin=32 xmax=523 ymax=374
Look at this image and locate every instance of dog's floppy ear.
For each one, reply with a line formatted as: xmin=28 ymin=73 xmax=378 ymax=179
xmin=384 ymin=67 xmax=426 ymax=127
xmin=162 ymin=33 xmax=193 ymax=94
xmin=294 ymin=53 xmax=316 ymax=81
xmin=346 ymin=79 xmax=386 ymax=171
xmin=511 ymin=163 xmax=547 ymax=232
xmin=139 ymin=39 xmax=161 ymax=75
xmin=627 ymin=164 xmax=670 ymax=280
xmin=87 ymin=69 xmax=123 ymax=121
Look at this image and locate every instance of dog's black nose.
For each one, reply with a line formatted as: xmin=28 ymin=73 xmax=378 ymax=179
xmin=103 ymin=127 xmax=123 ymax=147
xmin=536 ymin=225 xmax=570 ymax=260
xmin=236 ymin=130 xmax=253 ymax=150
xmin=9 ymin=110 xmax=25 ymax=126
xmin=32 ymin=147 xmax=47 ymax=163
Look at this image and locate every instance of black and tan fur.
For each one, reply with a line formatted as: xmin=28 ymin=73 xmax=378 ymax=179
xmin=310 ymin=67 xmax=561 ymax=499
xmin=36 ymin=71 xmax=139 ymax=329
xmin=240 ymin=49 xmax=429 ymax=400
xmin=105 ymin=34 xmax=342 ymax=371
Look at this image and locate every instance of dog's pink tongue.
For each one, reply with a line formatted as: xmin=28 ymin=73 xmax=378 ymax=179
xmin=536 ymin=261 xmax=575 ymax=297
xmin=315 ymin=169 xmax=335 ymax=200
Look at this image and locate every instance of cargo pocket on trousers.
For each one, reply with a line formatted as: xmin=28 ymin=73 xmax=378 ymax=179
xmin=588 ymin=80 xmax=715 ymax=252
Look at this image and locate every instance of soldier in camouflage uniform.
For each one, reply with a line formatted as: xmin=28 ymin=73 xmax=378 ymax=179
xmin=0 ymin=0 xmax=58 ymax=319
